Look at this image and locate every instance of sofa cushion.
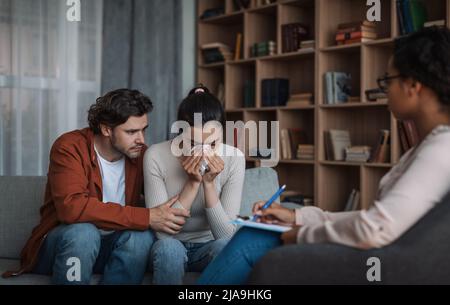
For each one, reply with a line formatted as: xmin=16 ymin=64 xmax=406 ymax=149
xmin=239 ymin=167 xmax=280 ymax=217
xmin=0 ymin=258 xmax=200 ymax=285
xmin=0 ymin=176 xmax=47 ymax=259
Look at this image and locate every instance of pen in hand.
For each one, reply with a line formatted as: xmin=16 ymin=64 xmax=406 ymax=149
xmin=251 ymin=184 xmax=286 ymax=222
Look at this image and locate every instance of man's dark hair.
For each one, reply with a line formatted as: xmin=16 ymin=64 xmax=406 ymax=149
xmin=88 ymin=89 xmax=153 ymax=134
xmin=394 ymin=26 xmax=450 ymax=107
xmin=177 ymin=84 xmax=226 ymax=127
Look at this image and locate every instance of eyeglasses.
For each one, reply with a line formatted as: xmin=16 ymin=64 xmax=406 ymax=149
xmin=377 ymin=73 xmax=402 ymax=92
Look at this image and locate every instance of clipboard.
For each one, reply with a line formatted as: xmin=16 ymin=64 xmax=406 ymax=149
xmin=231 ymin=218 xmax=292 ymax=233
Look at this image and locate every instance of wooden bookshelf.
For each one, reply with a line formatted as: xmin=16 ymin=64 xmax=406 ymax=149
xmin=197 ymin=0 xmax=450 ymax=212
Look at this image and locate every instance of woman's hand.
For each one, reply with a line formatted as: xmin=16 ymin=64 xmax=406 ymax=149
xmin=281 ymin=227 xmax=300 ymax=245
xmin=252 ymin=202 xmax=296 ymax=226
xmin=180 ymin=155 xmax=203 ymax=184
xmin=202 ymin=154 xmax=224 ymax=185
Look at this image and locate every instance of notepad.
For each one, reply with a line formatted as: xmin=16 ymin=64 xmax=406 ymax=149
xmin=231 ymin=218 xmax=292 ymax=233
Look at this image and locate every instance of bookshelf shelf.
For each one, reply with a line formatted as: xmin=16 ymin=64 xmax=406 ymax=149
xmin=197 ymin=0 xmax=450 ymax=212
xmin=319 ymin=102 xmax=388 ymax=108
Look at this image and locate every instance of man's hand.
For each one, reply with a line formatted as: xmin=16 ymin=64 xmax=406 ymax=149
xmin=281 ymin=227 xmax=300 ymax=245
xmin=252 ymin=201 xmax=296 ymax=225
xmin=149 ymin=196 xmax=190 ymax=234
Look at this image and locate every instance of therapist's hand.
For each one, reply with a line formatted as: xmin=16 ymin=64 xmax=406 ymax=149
xmin=252 ymin=202 xmax=295 ymax=225
xmin=281 ymin=227 xmax=300 ymax=245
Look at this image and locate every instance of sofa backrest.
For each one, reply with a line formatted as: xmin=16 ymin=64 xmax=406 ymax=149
xmin=0 ymin=167 xmax=279 ymax=259
xmin=0 ymin=176 xmax=47 ymax=259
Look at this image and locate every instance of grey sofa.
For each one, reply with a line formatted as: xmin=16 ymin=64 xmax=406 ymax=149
xmin=0 ymin=167 xmax=286 ymax=285
xmin=248 ymin=191 xmax=450 ymax=285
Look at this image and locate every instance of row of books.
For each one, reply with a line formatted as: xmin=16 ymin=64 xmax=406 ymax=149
xmin=344 ymin=189 xmax=361 ymax=211
xmin=396 ymin=0 xmax=427 ymax=35
xmin=336 ymin=20 xmax=378 ymax=45
xmin=398 ymin=120 xmax=419 ymax=153
xmin=250 ymin=41 xmax=276 ymax=57
xmin=201 ymin=43 xmax=233 ymax=64
xmin=281 ymin=23 xmax=310 ymax=53
xmin=261 ymin=78 xmax=289 ymax=107
xmin=280 ymin=128 xmax=309 ymax=160
xmin=324 ymin=72 xmax=353 ymax=104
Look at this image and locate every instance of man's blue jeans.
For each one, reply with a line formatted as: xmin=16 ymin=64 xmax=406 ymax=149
xmin=150 ymin=237 xmax=229 ymax=285
xmin=197 ymin=228 xmax=282 ymax=285
xmin=33 ymin=223 xmax=154 ymax=285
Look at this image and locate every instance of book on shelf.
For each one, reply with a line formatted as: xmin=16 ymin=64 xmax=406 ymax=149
xmin=365 ymin=88 xmax=388 ymax=102
xmin=345 ymin=146 xmax=372 ymax=162
xmin=344 ymin=189 xmax=361 ymax=211
xmin=396 ymin=0 xmax=428 ymax=35
xmin=287 ymin=92 xmax=313 ymax=107
xmin=261 ymin=78 xmax=290 ymax=107
xmin=336 ymin=21 xmax=378 ymax=45
xmin=200 ymin=6 xmax=225 ymax=20
xmin=251 ymin=41 xmax=276 ymax=57
xmin=280 ymin=128 xmax=308 ymax=160
xmin=324 ymin=129 xmax=351 ymax=161
xmin=281 ymin=23 xmax=310 ymax=53
xmin=370 ymin=129 xmax=390 ymax=163
xmin=234 ymin=33 xmax=243 ymax=61
xmin=201 ymin=43 xmax=233 ymax=64
xmin=324 ymin=72 xmax=352 ymax=104
xmin=281 ymin=193 xmax=314 ymax=207
xmin=398 ymin=120 xmax=419 ymax=153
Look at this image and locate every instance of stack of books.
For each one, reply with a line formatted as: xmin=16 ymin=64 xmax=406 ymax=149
xmin=251 ymin=41 xmax=276 ymax=57
xmin=261 ymin=78 xmax=290 ymax=107
xmin=335 ymin=20 xmax=378 ymax=45
xmin=324 ymin=129 xmax=351 ymax=161
xmin=281 ymin=23 xmax=310 ymax=53
xmin=344 ymin=189 xmax=361 ymax=211
xmin=396 ymin=0 xmax=427 ymax=35
xmin=280 ymin=128 xmax=308 ymax=160
xmin=297 ymin=144 xmax=315 ymax=160
xmin=201 ymin=43 xmax=233 ymax=64
xmin=345 ymin=146 xmax=372 ymax=162
xmin=286 ymin=93 xmax=313 ymax=107
xmin=398 ymin=120 xmax=419 ymax=153
xmin=370 ymin=130 xmax=390 ymax=163
xmin=365 ymin=88 xmax=388 ymax=102
xmin=324 ymin=72 xmax=352 ymax=104
xmin=300 ymin=40 xmax=315 ymax=51
xmin=282 ymin=193 xmax=314 ymax=207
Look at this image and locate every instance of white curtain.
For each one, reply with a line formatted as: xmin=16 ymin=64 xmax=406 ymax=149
xmin=0 ymin=0 xmax=103 ymax=176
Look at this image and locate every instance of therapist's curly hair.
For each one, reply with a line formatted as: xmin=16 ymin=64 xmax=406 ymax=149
xmin=88 ymin=89 xmax=153 ymax=134
xmin=394 ymin=26 xmax=450 ymax=108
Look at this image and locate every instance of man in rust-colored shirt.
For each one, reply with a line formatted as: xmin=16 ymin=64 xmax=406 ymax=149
xmin=2 ymin=89 xmax=189 ymax=284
